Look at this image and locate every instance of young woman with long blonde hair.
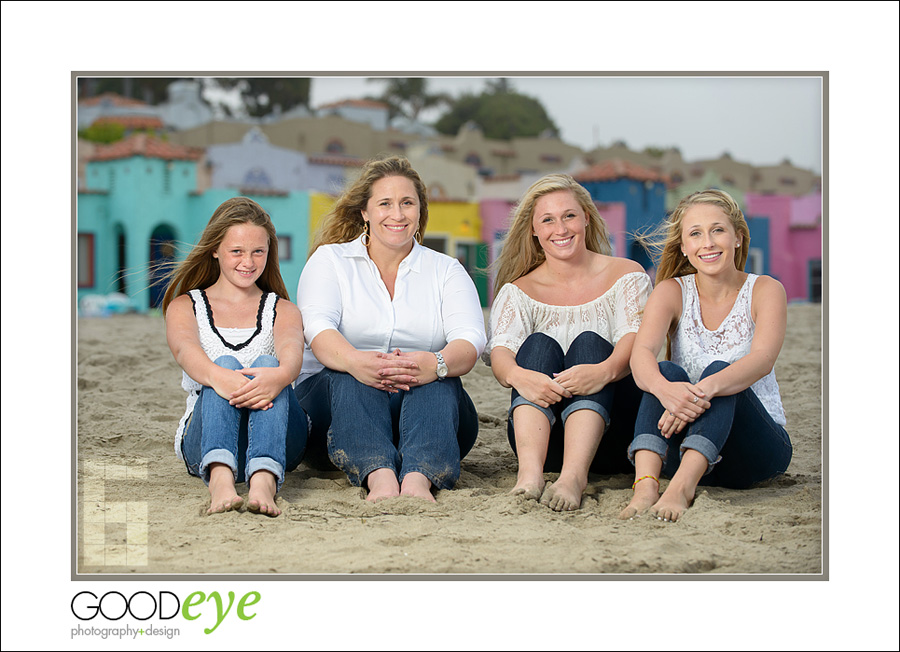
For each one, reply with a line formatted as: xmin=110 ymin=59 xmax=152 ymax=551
xmin=620 ymin=189 xmax=792 ymax=522
xmin=486 ymin=174 xmax=652 ymax=511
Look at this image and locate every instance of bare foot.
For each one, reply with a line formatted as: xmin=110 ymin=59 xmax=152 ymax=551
xmin=207 ymin=464 xmax=242 ymax=515
xmin=539 ymin=474 xmax=587 ymax=512
xmin=365 ymin=468 xmax=400 ymax=502
xmin=650 ymin=482 xmax=695 ymax=522
xmin=400 ymin=472 xmax=436 ymax=503
xmin=247 ymin=470 xmax=281 ymax=517
xmin=509 ymin=471 xmax=545 ymax=501
xmin=618 ymin=476 xmax=660 ymax=520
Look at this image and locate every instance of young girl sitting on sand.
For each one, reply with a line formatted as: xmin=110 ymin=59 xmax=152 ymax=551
xmin=163 ymin=197 xmax=308 ymax=516
xmin=620 ymin=189 xmax=792 ymax=522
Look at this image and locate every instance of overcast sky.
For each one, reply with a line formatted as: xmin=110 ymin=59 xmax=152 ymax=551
xmin=304 ymin=75 xmax=822 ymax=173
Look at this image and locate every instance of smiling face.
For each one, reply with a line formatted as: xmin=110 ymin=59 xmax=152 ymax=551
xmin=361 ymin=175 xmax=421 ymax=254
xmin=531 ymin=190 xmax=588 ymax=261
xmin=212 ymin=223 xmax=269 ymax=289
xmin=680 ymin=203 xmax=742 ymax=274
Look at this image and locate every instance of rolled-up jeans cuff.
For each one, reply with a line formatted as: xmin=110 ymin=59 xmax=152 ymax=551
xmin=627 ymin=434 xmax=668 ymax=465
xmin=246 ymin=457 xmax=285 ymax=491
xmin=199 ymin=449 xmax=238 ymax=485
xmin=510 ymin=396 xmax=556 ymax=427
xmin=561 ymin=399 xmax=610 ymax=427
xmin=680 ymin=434 xmax=721 ymax=475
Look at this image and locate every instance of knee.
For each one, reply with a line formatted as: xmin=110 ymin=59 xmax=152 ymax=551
xmin=658 ymin=361 xmax=689 ymax=382
xmin=214 ymin=355 xmax=242 ymax=370
xmin=700 ymin=360 xmax=730 ymax=379
xmin=516 ymin=332 xmax=563 ymax=365
xmin=250 ymin=354 xmax=280 ymax=368
xmin=567 ymin=331 xmax=612 ymax=360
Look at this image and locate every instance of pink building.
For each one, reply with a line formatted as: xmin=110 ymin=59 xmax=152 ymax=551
xmin=745 ymin=191 xmax=822 ymax=302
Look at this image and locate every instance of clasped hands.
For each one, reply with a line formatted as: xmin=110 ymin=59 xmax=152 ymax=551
xmin=213 ymin=366 xmax=288 ymax=411
xmin=513 ymin=363 xmax=610 ymax=409
xmin=353 ymin=348 xmax=437 ymax=393
xmin=656 ymin=380 xmax=713 ymax=438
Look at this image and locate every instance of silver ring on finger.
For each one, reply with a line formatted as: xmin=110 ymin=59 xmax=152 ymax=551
xmin=692 ymin=396 xmax=699 ymax=403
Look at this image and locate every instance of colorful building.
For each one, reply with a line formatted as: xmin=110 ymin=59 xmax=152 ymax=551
xmin=574 ymin=159 xmax=669 ymax=270
xmin=745 ymin=191 xmax=822 ymax=302
xmin=77 ymin=134 xmax=311 ymax=312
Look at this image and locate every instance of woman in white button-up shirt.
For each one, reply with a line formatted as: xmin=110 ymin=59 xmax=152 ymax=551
xmin=295 ymin=156 xmax=486 ymax=502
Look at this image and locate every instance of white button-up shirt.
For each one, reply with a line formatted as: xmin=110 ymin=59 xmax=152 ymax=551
xmin=296 ymin=235 xmax=487 ymax=383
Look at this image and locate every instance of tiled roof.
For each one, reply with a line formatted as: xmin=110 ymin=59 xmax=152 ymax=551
xmin=90 ymin=134 xmax=203 ymax=162
xmin=239 ymin=187 xmax=289 ymax=197
xmin=92 ymin=115 xmax=165 ymax=129
xmin=318 ymin=98 xmax=390 ymax=111
xmin=80 ymin=92 xmax=149 ymax=108
xmin=574 ymin=159 xmax=667 ymax=183
xmin=308 ymin=154 xmax=365 ymax=167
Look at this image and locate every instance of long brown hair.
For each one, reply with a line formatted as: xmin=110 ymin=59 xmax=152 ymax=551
xmin=309 ymin=155 xmax=429 ymax=256
xmin=492 ymin=174 xmax=612 ymax=295
xmin=161 ymin=196 xmax=290 ymax=314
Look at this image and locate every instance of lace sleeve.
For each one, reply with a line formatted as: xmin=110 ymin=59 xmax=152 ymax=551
xmin=482 ymin=284 xmax=533 ymax=366
xmin=611 ymin=272 xmax=652 ymax=344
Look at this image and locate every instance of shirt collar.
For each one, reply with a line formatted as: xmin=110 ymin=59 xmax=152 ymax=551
xmin=341 ymin=234 xmax=423 ymax=273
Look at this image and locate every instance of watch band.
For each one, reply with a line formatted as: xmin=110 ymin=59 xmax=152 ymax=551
xmin=435 ymin=351 xmax=449 ymax=380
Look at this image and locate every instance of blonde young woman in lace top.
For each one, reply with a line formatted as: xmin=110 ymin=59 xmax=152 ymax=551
xmin=487 ymin=175 xmax=652 ymax=511
xmin=620 ymin=189 xmax=792 ymax=522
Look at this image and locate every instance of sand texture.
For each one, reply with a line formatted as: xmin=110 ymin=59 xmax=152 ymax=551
xmin=76 ymin=304 xmax=822 ymax=575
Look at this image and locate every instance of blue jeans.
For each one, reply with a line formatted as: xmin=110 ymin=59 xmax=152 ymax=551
xmin=628 ymin=360 xmax=793 ymax=489
xmin=181 ymin=355 xmax=308 ymax=489
xmin=295 ymin=369 xmax=478 ymax=490
xmin=507 ymin=332 xmax=641 ymax=475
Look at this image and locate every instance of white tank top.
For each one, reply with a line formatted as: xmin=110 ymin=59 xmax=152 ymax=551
xmin=174 ymin=288 xmax=279 ymax=459
xmin=671 ymin=274 xmax=786 ymax=426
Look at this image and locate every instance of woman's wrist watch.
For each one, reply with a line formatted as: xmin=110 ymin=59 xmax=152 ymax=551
xmin=435 ymin=352 xmax=449 ymax=380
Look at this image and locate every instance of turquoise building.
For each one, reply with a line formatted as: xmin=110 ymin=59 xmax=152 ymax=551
xmin=77 ymin=135 xmax=311 ymax=312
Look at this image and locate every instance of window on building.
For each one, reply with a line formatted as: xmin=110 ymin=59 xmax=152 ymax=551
xmin=464 ymin=153 xmax=481 ymax=167
xmin=747 ymin=248 xmax=764 ymax=275
xmin=809 ymin=259 xmax=822 ymax=303
xmin=422 ymin=235 xmax=447 ymax=254
xmin=278 ymin=235 xmax=292 ymax=261
xmin=78 ymin=233 xmax=95 ymax=288
xmin=326 ymin=139 xmax=345 ymax=154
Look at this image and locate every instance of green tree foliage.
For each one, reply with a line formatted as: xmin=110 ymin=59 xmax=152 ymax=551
xmin=367 ymin=78 xmax=450 ymax=121
xmin=434 ymin=82 xmax=558 ymax=140
xmin=216 ymin=78 xmax=312 ymax=116
xmin=78 ymin=121 xmax=126 ymax=144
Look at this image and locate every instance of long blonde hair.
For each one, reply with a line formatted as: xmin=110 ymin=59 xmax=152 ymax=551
xmin=309 ymin=155 xmax=429 ymax=256
xmin=638 ymin=188 xmax=750 ymax=285
xmin=636 ymin=188 xmax=750 ymax=359
xmin=493 ymin=174 xmax=612 ymax=294
xmin=161 ymin=197 xmax=289 ymax=314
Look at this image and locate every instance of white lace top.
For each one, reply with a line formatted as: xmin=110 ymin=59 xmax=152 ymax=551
xmin=174 ymin=288 xmax=280 ymax=460
xmin=672 ymin=274 xmax=786 ymax=426
xmin=484 ymin=271 xmax=652 ymax=363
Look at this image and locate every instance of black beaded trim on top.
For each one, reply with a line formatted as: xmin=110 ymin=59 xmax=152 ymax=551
xmin=198 ymin=288 xmax=268 ymax=351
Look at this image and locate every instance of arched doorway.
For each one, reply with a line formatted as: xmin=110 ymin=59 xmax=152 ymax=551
xmin=114 ymin=224 xmax=127 ymax=294
xmin=149 ymin=224 xmax=177 ymax=309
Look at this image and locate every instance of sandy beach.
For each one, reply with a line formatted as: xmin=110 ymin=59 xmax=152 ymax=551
xmin=76 ymin=303 xmax=822 ymax=575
